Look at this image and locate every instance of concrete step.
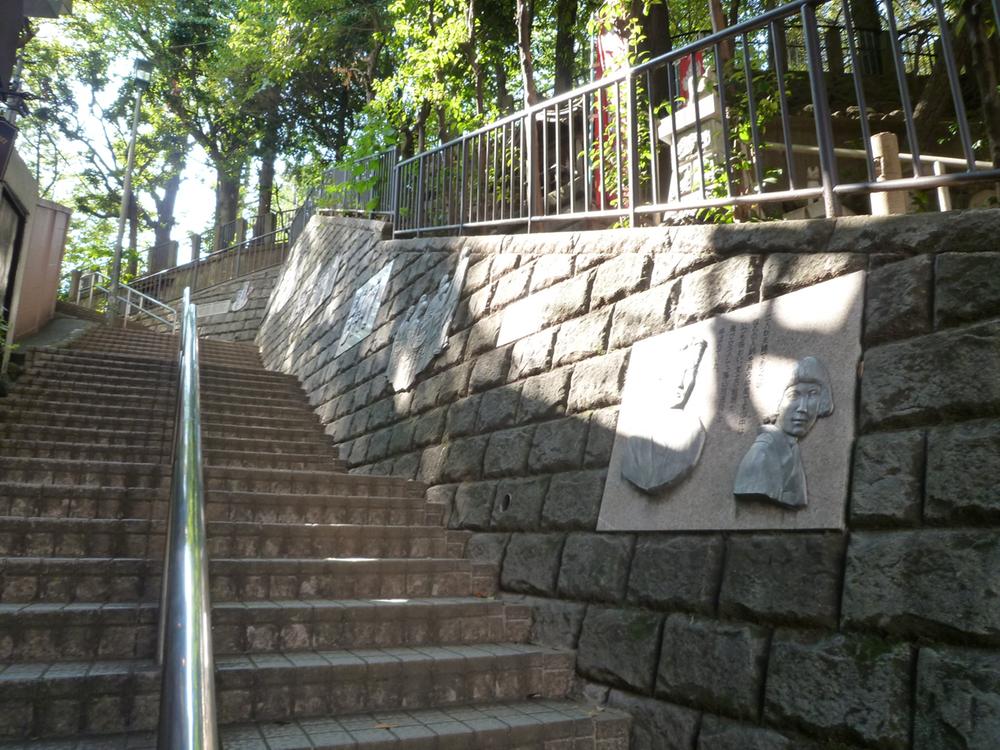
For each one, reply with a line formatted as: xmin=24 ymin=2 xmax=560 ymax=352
xmin=11 ymin=379 xmax=174 ymax=402
xmin=204 ymin=448 xmax=345 ymax=472
xmin=204 ymin=434 xmax=333 ymax=456
xmin=17 ymin=369 xmax=305 ymax=403
xmin=0 ymin=391 xmax=320 ymax=426
xmin=0 ymin=480 xmax=429 ymax=523
xmin=71 ymin=329 xmax=261 ymax=358
xmin=203 ymin=465 xmax=424 ymax=495
xmin=13 ymin=374 xmax=308 ymax=410
xmin=30 ymin=347 xmax=276 ymax=381
xmin=0 ymin=439 xmax=166 ymax=465
xmin=0 ymin=699 xmax=630 ymax=750
xmin=0 ymin=456 xmax=167 ymax=490
xmin=201 ymin=420 xmax=331 ymax=445
xmin=204 ymin=489 xmax=445 ymax=527
xmin=0 ymin=424 xmax=171 ymax=452
xmin=0 ymin=440 xmax=340 ymax=473
xmin=0 ymin=597 xmax=528 ymax=661
xmin=67 ymin=343 xmax=262 ymax=369
xmin=0 ymin=701 xmax=630 ymax=750
xmin=70 ymin=329 xmax=260 ymax=354
xmin=0 ymin=644 xmax=575 ymax=739
xmin=0 ymin=557 xmax=497 ymax=604
xmin=26 ymin=349 xmax=300 ymax=388
xmin=0 ymin=517 xmax=470 ymax=559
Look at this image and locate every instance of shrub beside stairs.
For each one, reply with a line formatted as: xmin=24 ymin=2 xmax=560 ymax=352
xmin=0 ymin=324 xmax=629 ymax=749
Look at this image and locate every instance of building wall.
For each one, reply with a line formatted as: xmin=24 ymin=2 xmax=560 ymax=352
xmin=11 ymin=198 xmax=71 ymax=340
xmin=257 ymin=209 xmax=1000 ymax=750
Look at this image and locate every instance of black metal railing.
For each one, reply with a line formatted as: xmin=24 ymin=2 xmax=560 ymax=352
xmin=392 ymin=0 xmax=1000 ymax=235
xmin=131 ymin=210 xmax=294 ymax=303
xmin=103 ymin=1 xmax=1000 ymax=285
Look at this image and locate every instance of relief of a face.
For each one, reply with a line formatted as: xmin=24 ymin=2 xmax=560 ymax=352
xmin=777 ymin=380 xmax=823 ymax=438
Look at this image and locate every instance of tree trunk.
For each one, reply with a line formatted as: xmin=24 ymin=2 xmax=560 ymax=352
xmin=914 ymin=22 xmax=970 ymax=147
xmin=963 ymin=0 xmax=1000 ymax=166
xmin=495 ymin=60 xmax=515 ymax=113
xmin=153 ymin=147 xmax=185 ymax=248
xmin=255 ymin=152 xmax=276 ymax=235
xmin=214 ymin=163 xmax=242 ymax=250
xmin=365 ymin=38 xmax=385 ymax=103
xmin=467 ymin=0 xmax=485 ymax=115
xmin=516 ymin=0 xmax=540 ymax=106
xmin=709 ymin=0 xmax=732 ymax=67
xmin=335 ymin=86 xmax=351 ymax=160
xmin=416 ymin=101 xmax=432 ymax=153
xmin=553 ymin=0 xmax=578 ymax=94
xmin=632 ymin=0 xmax=671 ymax=106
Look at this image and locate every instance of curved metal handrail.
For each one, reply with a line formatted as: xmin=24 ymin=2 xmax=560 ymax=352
xmin=157 ymin=288 xmax=219 ymax=750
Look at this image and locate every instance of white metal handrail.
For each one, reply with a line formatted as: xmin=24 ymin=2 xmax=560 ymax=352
xmin=75 ymin=269 xmax=179 ymax=332
xmin=157 ymin=287 xmax=218 ymax=750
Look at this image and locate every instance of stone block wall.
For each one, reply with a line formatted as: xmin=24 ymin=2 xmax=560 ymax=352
xmin=256 ymin=209 xmax=1000 ymax=750
xmin=147 ymin=265 xmax=280 ymax=342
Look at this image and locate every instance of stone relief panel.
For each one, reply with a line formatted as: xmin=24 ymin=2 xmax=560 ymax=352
xmin=335 ymin=261 xmax=393 ymax=357
xmin=621 ymin=338 xmax=708 ymax=493
xmin=733 ymin=356 xmax=834 ymax=509
xmin=388 ymin=249 xmax=471 ymax=392
xmin=230 ymin=281 xmax=252 ymax=312
xmin=599 ymin=270 xmax=864 ymax=532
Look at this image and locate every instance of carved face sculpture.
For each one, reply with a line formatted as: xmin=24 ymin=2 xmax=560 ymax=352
xmin=774 ymin=356 xmax=833 ymax=440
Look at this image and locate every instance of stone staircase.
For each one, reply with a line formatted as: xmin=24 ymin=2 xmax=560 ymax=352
xmin=0 ymin=324 xmax=628 ymax=748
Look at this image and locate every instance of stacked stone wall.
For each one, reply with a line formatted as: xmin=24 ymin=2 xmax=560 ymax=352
xmin=256 ymin=209 xmax=1000 ymax=750
xmin=147 ymin=265 xmax=280 ymax=342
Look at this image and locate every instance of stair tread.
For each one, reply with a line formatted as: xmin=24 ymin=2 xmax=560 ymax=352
xmin=0 ymin=516 xmax=452 ymax=533
xmin=0 ymin=699 xmax=628 ymax=749
xmin=0 ymin=642 xmax=569 ymax=681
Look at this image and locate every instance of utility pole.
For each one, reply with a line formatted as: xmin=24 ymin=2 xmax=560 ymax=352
xmin=108 ymin=58 xmax=153 ymax=321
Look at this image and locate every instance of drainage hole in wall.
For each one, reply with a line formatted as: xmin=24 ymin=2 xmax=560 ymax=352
xmin=500 ymin=493 xmax=512 ymax=512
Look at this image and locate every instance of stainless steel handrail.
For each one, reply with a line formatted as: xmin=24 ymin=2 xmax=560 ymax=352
xmin=157 ymin=287 xmax=219 ymax=750
xmin=75 ymin=269 xmax=180 ymax=332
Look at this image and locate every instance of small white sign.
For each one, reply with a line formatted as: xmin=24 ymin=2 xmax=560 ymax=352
xmin=197 ymin=300 xmax=231 ymax=319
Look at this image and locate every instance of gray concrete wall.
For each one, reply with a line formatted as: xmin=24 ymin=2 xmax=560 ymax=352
xmin=257 ymin=209 xmax=1000 ymax=750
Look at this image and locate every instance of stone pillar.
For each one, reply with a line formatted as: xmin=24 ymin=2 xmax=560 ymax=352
xmin=147 ymin=240 xmax=179 ymax=275
xmin=68 ymin=269 xmax=82 ymax=302
xmin=870 ymin=132 xmax=908 ymax=216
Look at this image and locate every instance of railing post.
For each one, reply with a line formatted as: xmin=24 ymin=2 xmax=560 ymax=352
xmin=234 ymin=219 xmax=247 ymax=278
xmin=870 ymin=131 xmax=908 ymax=215
xmin=626 ymin=69 xmax=640 ymax=228
xmin=416 ymin=157 xmax=425 ymax=235
xmin=191 ymin=234 xmax=202 ymax=293
xmin=933 ymin=161 xmax=952 ymax=211
xmin=392 ymin=163 xmax=402 ymax=237
xmin=526 ymin=110 xmax=539 ymax=232
xmin=459 ymin=137 xmax=467 ymax=234
xmin=801 ymin=2 xmax=842 ymax=218
xmin=69 ymin=270 xmax=82 ymax=303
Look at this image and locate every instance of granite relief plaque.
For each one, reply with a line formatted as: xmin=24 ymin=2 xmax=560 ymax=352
xmin=230 ymin=281 xmax=252 ymax=312
xmin=335 ymin=262 xmax=393 ymax=357
xmin=388 ymin=249 xmax=471 ymax=392
xmin=598 ymin=270 xmax=865 ymax=532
